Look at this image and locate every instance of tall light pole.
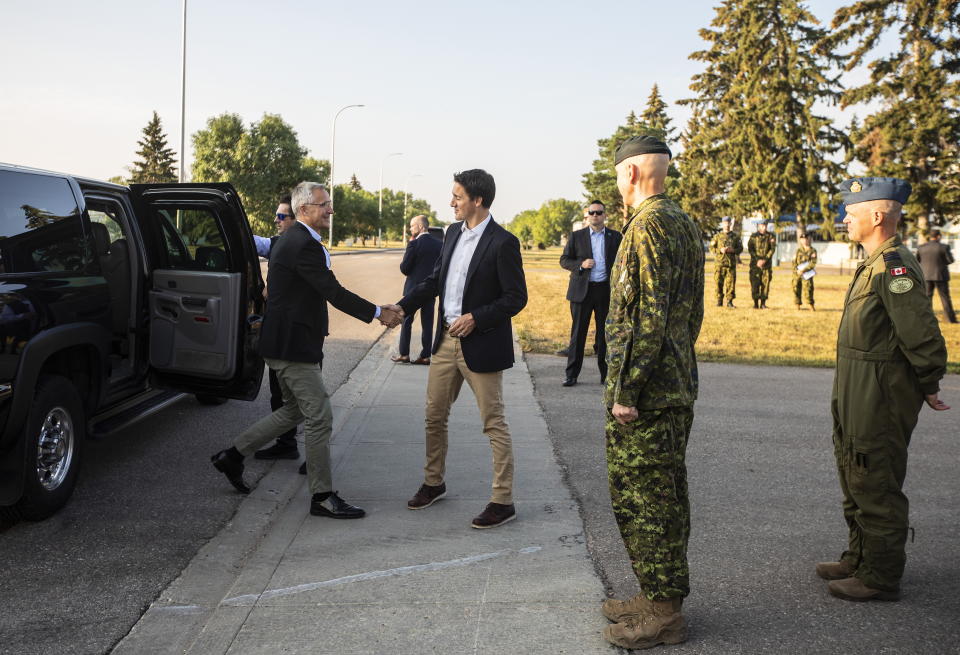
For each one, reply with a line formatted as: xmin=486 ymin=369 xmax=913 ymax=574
xmin=328 ymin=103 xmax=364 ymax=246
xmin=178 ymin=0 xmax=187 ymax=183
xmin=402 ymin=173 xmax=424 ymax=242
xmin=378 ymin=152 xmax=403 ymax=247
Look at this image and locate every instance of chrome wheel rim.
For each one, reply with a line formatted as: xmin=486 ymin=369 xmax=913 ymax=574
xmin=36 ymin=406 xmax=74 ymax=491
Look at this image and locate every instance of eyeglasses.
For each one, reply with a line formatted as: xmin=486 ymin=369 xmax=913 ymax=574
xmin=587 ymin=210 xmax=604 ymax=216
xmin=275 ymin=213 xmax=293 ymax=222
xmin=302 ymin=201 xmax=332 ymax=209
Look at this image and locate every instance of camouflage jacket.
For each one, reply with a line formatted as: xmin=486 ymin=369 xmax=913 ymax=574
xmin=605 ymin=194 xmax=705 ymax=410
xmin=748 ymin=231 xmax=776 ymax=269
xmin=710 ymin=230 xmax=742 ymax=268
xmin=793 ymin=246 xmax=817 ymax=277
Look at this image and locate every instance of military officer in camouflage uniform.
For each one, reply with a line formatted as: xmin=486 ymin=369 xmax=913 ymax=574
xmin=600 ymin=135 xmax=704 ymax=649
xmin=818 ymin=177 xmax=949 ymax=602
xmin=748 ymin=221 xmax=776 ymax=308
xmin=709 ymin=218 xmax=742 ymax=307
xmin=792 ymin=231 xmax=818 ymax=310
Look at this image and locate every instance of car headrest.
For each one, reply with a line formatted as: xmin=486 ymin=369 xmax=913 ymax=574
xmin=90 ymin=222 xmax=110 ymax=256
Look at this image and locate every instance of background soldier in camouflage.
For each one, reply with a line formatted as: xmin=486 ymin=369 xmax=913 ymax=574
xmin=793 ymin=231 xmax=817 ymax=310
xmin=601 ymin=135 xmax=704 ymax=650
xmin=748 ymin=221 xmax=776 ymax=308
xmin=709 ymin=218 xmax=741 ymax=307
xmin=818 ymin=177 xmax=949 ymax=603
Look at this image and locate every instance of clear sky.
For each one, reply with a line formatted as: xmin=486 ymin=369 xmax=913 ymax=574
xmin=1 ymin=0 xmax=873 ymax=225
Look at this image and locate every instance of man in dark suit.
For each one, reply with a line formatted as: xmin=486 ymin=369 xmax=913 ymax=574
xmin=211 ymin=181 xmax=401 ymax=518
xmin=917 ymin=229 xmax=957 ymax=323
xmin=559 ymin=201 xmax=623 ymax=387
xmin=394 ymin=169 xmax=527 ymax=529
xmin=393 ymin=214 xmax=442 ymax=365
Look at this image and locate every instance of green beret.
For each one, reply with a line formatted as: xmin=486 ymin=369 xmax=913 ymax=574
xmin=838 ymin=177 xmax=911 ymax=206
xmin=614 ymin=135 xmax=672 ymax=164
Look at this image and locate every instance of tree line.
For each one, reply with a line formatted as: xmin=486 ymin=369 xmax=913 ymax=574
xmin=509 ymin=0 xmax=959 ymax=245
xmin=118 ymin=112 xmax=435 ymax=241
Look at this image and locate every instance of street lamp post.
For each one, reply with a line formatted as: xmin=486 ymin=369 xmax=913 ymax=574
xmin=402 ymin=173 xmax=424 ymax=242
xmin=328 ymin=103 xmax=364 ymax=246
xmin=378 ymin=152 xmax=403 ymax=247
xmin=178 ymin=0 xmax=187 ymax=183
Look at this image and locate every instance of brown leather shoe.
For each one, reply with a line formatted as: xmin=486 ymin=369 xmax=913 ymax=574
xmin=828 ymin=577 xmax=900 ymax=602
xmin=411 ymin=357 xmax=431 ymax=365
xmin=602 ymin=594 xmax=682 ymax=623
xmin=471 ymin=502 xmax=516 ymax=529
xmin=391 ymin=355 xmax=410 ymax=363
xmin=407 ymin=482 xmax=446 ymax=510
xmin=603 ymin=601 xmax=686 ymax=649
xmin=815 ymin=559 xmax=855 ymax=580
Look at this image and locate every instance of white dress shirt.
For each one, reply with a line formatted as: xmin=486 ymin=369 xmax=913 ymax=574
xmin=443 ymin=215 xmax=491 ymax=324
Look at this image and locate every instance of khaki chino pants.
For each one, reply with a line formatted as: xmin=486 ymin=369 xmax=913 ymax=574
xmin=424 ymin=329 xmax=514 ymax=504
xmin=234 ymin=358 xmax=333 ymax=495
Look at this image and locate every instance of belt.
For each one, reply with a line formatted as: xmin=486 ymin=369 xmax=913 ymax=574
xmin=588 ymin=280 xmax=609 ymax=286
xmin=836 ymin=346 xmax=906 ymax=362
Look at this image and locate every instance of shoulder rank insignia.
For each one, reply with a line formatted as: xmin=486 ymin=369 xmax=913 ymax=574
xmin=888 ymin=277 xmax=914 ymax=294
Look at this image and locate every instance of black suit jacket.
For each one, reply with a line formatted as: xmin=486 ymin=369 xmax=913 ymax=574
xmin=398 ymin=218 xmax=527 ymax=373
xmin=400 ymin=233 xmax=443 ymax=295
xmin=260 ymin=222 xmax=376 ymax=363
xmin=559 ymin=226 xmax=623 ymax=302
xmin=917 ymin=240 xmax=954 ymax=282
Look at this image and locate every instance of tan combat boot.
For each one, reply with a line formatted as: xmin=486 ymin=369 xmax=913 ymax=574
xmin=603 ymin=600 xmax=686 ymax=650
xmin=815 ymin=559 xmax=855 ymax=580
xmin=601 ymin=593 xmax=682 ymax=623
xmin=828 ymin=577 xmax=900 ymax=602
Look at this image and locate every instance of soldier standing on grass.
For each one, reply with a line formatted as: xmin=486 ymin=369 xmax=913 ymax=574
xmin=817 ymin=177 xmax=948 ymax=602
xmin=601 ymin=135 xmax=704 ymax=649
xmin=748 ymin=220 xmax=776 ymax=309
xmin=710 ymin=217 xmax=741 ymax=307
xmin=793 ymin=231 xmax=818 ymax=310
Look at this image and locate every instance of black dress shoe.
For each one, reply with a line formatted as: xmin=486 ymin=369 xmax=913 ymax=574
xmin=310 ymin=491 xmax=365 ymax=519
xmin=254 ymin=442 xmax=300 ymax=460
xmin=562 ymin=377 xmax=577 ymax=387
xmin=211 ymin=449 xmax=250 ymax=494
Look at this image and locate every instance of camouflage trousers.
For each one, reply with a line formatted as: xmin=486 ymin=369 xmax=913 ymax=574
xmin=749 ymin=266 xmax=772 ymax=301
xmin=606 ymin=406 xmax=694 ymax=600
xmin=715 ymin=266 xmax=736 ymax=303
xmin=792 ymin=275 xmax=814 ymax=306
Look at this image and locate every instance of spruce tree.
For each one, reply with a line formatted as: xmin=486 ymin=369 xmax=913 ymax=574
xmin=640 ymin=84 xmax=676 ymax=142
xmin=680 ymin=0 xmax=846 ymax=234
xmin=349 ymin=174 xmax=363 ymax=190
xmin=129 ymin=111 xmax=178 ymax=184
xmin=818 ymin=0 xmax=960 ymax=230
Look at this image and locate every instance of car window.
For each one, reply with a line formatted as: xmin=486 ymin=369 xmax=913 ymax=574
xmin=0 ymin=171 xmax=89 ymax=274
xmin=152 ymin=207 xmax=230 ymax=272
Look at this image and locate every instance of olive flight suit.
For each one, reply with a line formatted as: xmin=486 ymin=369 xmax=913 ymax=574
xmin=832 ymin=236 xmax=946 ymax=592
xmin=748 ymin=231 xmax=777 ymax=303
xmin=793 ymin=245 xmax=818 ymax=307
xmin=710 ymin=230 xmax=742 ymax=304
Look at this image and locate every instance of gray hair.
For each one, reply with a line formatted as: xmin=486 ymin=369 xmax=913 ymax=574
xmin=291 ymin=181 xmax=327 ymax=216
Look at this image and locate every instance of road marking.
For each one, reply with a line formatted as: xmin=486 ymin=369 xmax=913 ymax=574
xmin=221 ymin=546 xmax=543 ymax=606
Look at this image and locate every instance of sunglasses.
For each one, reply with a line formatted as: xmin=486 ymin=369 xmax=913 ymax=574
xmin=275 ymin=213 xmax=293 ymax=222
xmin=587 ymin=210 xmax=604 ymax=216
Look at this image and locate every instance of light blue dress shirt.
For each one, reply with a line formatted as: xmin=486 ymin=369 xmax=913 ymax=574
xmin=589 ymin=228 xmax=607 ymax=283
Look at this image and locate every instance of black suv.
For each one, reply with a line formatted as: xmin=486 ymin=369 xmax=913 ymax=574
xmin=0 ymin=164 xmax=265 ymax=520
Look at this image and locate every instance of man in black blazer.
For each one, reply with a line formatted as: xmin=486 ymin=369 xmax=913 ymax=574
xmin=917 ymin=229 xmax=957 ymax=323
xmin=212 ymin=181 xmax=401 ymax=518
xmin=395 ymin=169 xmax=527 ymax=529
xmin=393 ymin=215 xmax=442 ymax=364
xmin=559 ymin=200 xmax=623 ymax=387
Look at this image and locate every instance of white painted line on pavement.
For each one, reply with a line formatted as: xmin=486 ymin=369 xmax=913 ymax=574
xmin=220 ymin=546 xmax=543 ymax=606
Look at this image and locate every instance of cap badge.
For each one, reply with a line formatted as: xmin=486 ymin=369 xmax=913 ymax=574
xmin=850 ymin=181 xmax=862 ymax=193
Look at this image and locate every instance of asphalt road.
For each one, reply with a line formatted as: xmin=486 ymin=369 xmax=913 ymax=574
xmin=0 ymin=251 xmax=406 ymax=655
xmin=525 ymin=352 xmax=960 ymax=654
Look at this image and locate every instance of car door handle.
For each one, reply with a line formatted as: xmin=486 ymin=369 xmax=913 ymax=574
xmin=182 ymin=296 xmax=208 ymax=308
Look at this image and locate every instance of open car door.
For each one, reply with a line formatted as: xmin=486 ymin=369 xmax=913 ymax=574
xmin=129 ymin=183 xmax=264 ymax=400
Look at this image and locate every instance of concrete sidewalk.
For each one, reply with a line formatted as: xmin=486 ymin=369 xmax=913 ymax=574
xmin=114 ymin=335 xmax=611 ymax=655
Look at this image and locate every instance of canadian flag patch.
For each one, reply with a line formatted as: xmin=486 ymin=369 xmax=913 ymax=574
xmin=890 ymin=266 xmax=907 ymax=276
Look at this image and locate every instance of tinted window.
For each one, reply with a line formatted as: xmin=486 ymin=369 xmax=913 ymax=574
xmin=151 ymin=206 xmax=229 ymax=272
xmin=0 ymin=171 xmax=88 ymax=273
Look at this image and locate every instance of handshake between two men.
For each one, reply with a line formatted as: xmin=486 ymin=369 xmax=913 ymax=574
xmin=377 ymin=304 xmax=477 ymax=338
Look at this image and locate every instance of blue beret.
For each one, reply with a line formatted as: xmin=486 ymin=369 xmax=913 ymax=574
xmin=838 ymin=177 xmax=911 ymax=206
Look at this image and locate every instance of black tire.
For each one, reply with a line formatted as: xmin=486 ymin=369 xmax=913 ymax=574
xmin=195 ymin=394 xmax=228 ymax=406
xmin=16 ymin=375 xmax=85 ymax=521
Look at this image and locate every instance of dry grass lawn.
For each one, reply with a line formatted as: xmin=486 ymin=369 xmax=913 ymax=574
xmin=516 ymin=247 xmax=960 ymax=374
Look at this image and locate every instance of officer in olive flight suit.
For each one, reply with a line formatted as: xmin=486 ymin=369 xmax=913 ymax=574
xmin=817 ymin=177 xmax=949 ymax=602
xmin=710 ymin=218 xmax=742 ymax=307
xmin=793 ymin=231 xmax=818 ymax=310
xmin=748 ymin=221 xmax=776 ymax=308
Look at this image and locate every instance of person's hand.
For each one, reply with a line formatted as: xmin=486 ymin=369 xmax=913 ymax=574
xmin=757 ymin=259 xmax=766 ymax=267
xmin=724 ymin=247 xmax=734 ymax=254
xmin=924 ymin=393 xmax=950 ymax=411
xmin=379 ymin=304 xmax=404 ymax=328
xmin=581 ymin=258 xmax=596 ymax=270
xmin=612 ymin=403 xmax=638 ymax=425
xmin=448 ymin=313 xmax=476 ymax=338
